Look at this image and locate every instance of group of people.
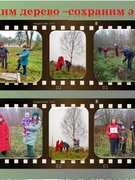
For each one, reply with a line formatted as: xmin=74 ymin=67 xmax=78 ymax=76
xmin=98 ymin=43 xmax=135 ymax=71
xmin=0 ymin=112 xmax=41 ymax=158
xmin=106 ymin=118 xmax=135 ymax=156
xmin=55 ymin=138 xmax=80 ymax=153
xmin=55 ymin=140 xmax=70 ymax=153
xmin=0 ymin=42 xmax=30 ymax=76
xmin=55 ymin=56 xmax=72 ymax=72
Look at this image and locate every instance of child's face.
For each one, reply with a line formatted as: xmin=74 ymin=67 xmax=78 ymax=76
xmin=122 ymin=126 xmax=125 ymax=129
xmin=0 ymin=118 xmax=2 ymax=122
xmin=112 ymin=119 xmax=116 ymax=124
xmin=33 ymin=115 xmax=38 ymax=120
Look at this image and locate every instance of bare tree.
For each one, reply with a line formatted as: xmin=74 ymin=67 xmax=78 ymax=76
xmin=25 ymin=31 xmax=34 ymax=49
xmin=15 ymin=31 xmax=25 ymax=46
xmin=61 ymin=107 xmax=87 ymax=145
xmin=60 ymin=31 xmax=85 ymax=64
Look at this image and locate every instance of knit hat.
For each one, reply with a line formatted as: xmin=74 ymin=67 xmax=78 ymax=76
xmin=32 ymin=112 xmax=39 ymax=117
xmin=25 ymin=112 xmax=30 ymax=117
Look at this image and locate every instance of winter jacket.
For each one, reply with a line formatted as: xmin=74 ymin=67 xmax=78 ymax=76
xmin=22 ymin=117 xmax=32 ymax=126
xmin=56 ymin=56 xmax=64 ymax=70
xmin=59 ymin=141 xmax=65 ymax=148
xmin=16 ymin=48 xmax=30 ymax=66
xmin=118 ymin=129 xmax=128 ymax=144
xmin=117 ymin=123 xmax=124 ymax=129
xmin=115 ymin=45 xmax=119 ymax=51
xmin=63 ymin=142 xmax=70 ymax=148
xmin=23 ymin=120 xmax=42 ymax=146
xmin=65 ymin=60 xmax=72 ymax=68
xmin=130 ymin=121 xmax=135 ymax=138
xmin=0 ymin=47 xmax=9 ymax=59
xmin=122 ymin=48 xmax=134 ymax=62
xmin=106 ymin=123 xmax=120 ymax=139
xmin=103 ymin=48 xmax=108 ymax=52
xmin=0 ymin=119 xmax=10 ymax=152
xmin=55 ymin=141 xmax=59 ymax=152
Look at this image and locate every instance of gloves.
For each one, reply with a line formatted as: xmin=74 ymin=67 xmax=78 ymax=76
xmin=131 ymin=125 xmax=134 ymax=129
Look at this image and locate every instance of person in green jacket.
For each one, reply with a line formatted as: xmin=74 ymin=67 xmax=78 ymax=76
xmin=23 ymin=112 xmax=42 ymax=158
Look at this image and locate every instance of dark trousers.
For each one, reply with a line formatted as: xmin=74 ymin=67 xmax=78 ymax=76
xmin=132 ymin=138 xmax=135 ymax=152
xmin=27 ymin=145 xmax=34 ymax=158
xmin=17 ymin=63 xmax=27 ymax=75
xmin=1 ymin=151 xmax=7 ymax=156
xmin=2 ymin=58 xmax=8 ymax=68
xmin=60 ymin=147 xmax=63 ymax=152
xmin=66 ymin=147 xmax=69 ymax=153
xmin=120 ymin=143 xmax=126 ymax=154
xmin=115 ymin=51 xmax=118 ymax=57
xmin=128 ymin=55 xmax=134 ymax=70
xmin=67 ymin=65 xmax=71 ymax=72
xmin=109 ymin=138 xmax=117 ymax=156
xmin=115 ymin=138 xmax=119 ymax=150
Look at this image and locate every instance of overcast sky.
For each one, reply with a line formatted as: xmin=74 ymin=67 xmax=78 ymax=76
xmin=49 ymin=107 xmax=89 ymax=148
xmin=0 ymin=31 xmax=40 ymax=40
xmin=49 ymin=31 xmax=86 ymax=67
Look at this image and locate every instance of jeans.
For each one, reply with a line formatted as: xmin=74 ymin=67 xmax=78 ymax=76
xmin=1 ymin=151 xmax=7 ymax=156
xmin=2 ymin=58 xmax=8 ymax=68
xmin=128 ymin=55 xmax=134 ymax=70
xmin=109 ymin=138 xmax=117 ymax=156
xmin=17 ymin=63 xmax=27 ymax=75
xmin=115 ymin=138 xmax=119 ymax=150
xmin=27 ymin=145 xmax=34 ymax=158
xmin=104 ymin=52 xmax=107 ymax=58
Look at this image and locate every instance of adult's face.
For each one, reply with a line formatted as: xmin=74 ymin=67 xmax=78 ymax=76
xmin=112 ymin=119 xmax=116 ymax=124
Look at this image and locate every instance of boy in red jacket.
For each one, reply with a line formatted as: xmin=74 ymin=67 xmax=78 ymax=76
xmin=106 ymin=119 xmax=120 ymax=156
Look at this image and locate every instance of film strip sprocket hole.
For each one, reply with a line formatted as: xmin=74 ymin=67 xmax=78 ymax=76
xmin=1 ymin=98 xmax=135 ymax=169
xmin=0 ymin=20 xmax=135 ymax=90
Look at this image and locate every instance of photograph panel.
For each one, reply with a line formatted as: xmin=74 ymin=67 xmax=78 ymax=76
xmin=49 ymin=30 xmax=86 ymax=79
xmin=0 ymin=107 xmax=42 ymax=158
xmin=49 ymin=107 xmax=89 ymax=160
xmin=0 ymin=30 xmax=42 ymax=83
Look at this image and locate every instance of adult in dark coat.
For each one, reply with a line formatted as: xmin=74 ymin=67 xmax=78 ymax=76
xmin=130 ymin=121 xmax=135 ymax=152
xmin=65 ymin=60 xmax=72 ymax=72
xmin=63 ymin=142 xmax=70 ymax=153
xmin=98 ymin=47 xmax=102 ymax=54
xmin=114 ymin=44 xmax=119 ymax=57
xmin=0 ymin=42 xmax=9 ymax=69
xmin=121 ymin=48 xmax=134 ymax=70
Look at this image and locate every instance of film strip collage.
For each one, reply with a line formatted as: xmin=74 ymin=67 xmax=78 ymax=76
xmin=0 ymin=20 xmax=134 ymax=90
xmin=0 ymin=99 xmax=135 ymax=168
